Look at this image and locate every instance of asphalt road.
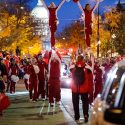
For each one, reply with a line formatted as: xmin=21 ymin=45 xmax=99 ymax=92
xmin=1 ymin=80 xmax=90 ymax=125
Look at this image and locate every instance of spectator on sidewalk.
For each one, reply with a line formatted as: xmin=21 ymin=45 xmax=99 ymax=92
xmin=70 ymin=55 xmax=92 ymax=123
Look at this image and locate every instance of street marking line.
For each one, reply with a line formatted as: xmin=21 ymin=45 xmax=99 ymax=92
xmin=47 ymin=103 xmax=50 ymax=114
xmin=39 ymin=101 xmax=46 ymax=116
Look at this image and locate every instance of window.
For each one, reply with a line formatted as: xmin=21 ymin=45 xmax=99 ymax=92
xmin=106 ymin=66 xmax=125 ymax=108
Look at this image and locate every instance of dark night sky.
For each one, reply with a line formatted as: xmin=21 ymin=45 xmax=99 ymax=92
xmin=38 ymin=0 xmax=124 ymax=31
xmin=1 ymin=0 xmax=125 ymax=31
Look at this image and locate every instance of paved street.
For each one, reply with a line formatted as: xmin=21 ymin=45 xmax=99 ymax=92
xmin=0 ymin=81 xmax=89 ymax=125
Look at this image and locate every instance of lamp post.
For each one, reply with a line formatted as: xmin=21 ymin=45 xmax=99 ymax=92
xmin=111 ymin=34 xmax=116 ymax=57
xmin=97 ymin=3 xmax=100 ymax=58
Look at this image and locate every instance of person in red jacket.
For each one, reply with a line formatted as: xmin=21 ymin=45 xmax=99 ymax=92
xmin=74 ymin=0 xmax=103 ymax=48
xmin=42 ymin=0 xmax=69 ymax=47
xmin=70 ymin=55 xmax=93 ymax=123
xmin=37 ymin=54 xmax=47 ymax=100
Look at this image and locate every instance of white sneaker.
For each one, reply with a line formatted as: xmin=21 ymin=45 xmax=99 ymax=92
xmin=56 ymin=101 xmax=61 ymax=105
xmin=50 ymin=103 xmax=54 ymax=107
xmin=75 ymin=119 xmax=83 ymax=124
xmin=29 ymin=99 xmax=32 ymax=102
xmin=42 ymin=98 xmax=45 ymax=101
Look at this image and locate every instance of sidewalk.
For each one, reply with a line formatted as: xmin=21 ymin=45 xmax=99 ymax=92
xmin=0 ymin=81 xmax=77 ymax=125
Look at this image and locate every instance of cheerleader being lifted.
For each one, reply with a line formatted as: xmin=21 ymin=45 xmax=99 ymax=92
xmin=41 ymin=0 xmax=70 ymax=47
xmin=73 ymin=0 xmax=103 ymax=48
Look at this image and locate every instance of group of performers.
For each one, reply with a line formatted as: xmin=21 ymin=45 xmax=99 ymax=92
xmin=0 ymin=47 xmax=116 ymax=121
xmin=0 ymin=0 xmax=106 ymax=120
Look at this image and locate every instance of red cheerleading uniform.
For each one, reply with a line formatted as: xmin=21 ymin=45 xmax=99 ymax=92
xmin=48 ymin=59 xmax=61 ymax=103
xmin=37 ymin=60 xmax=47 ymax=99
xmin=9 ymin=64 xmax=19 ymax=93
xmin=28 ymin=64 xmax=38 ymax=101
xmin=23 ymin=65 xmax=30 ymax=90
xmin=48 ymin=7 xmax=58 ymax=47
xmin=94 ymin=63 xmax=103 ymax=98
xmin=84 ymin=9 xmax=93 ymax=47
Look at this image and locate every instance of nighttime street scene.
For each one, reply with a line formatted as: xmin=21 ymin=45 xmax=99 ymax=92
xmin=0 ymin=0 xmax=125 ymax=125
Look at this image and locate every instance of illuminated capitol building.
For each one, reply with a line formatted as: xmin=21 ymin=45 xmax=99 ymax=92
xmin=31 ymin=0 xmax=51 ymax=50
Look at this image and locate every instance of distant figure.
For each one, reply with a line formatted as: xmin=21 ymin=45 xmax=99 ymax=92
xmin=76 ymin=44 xmax=83 ymax=56
xmin=16 ymin=46 xmax=21 ymax=56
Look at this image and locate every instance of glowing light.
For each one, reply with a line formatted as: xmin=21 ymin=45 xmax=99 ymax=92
xmin=98 ymin=40 xmax=101 ymax=45
xmin=93 ymin=111 xmax=96 ymax=114
xmin=66 ymin=78 xmax=71 ymax=85
xmin=97 ymin=94 xmax=101 ymax=98
xmin=107 ymin=73 xmax=117 ymax=79
xmin=112 ymin=34 xmax=116 ymax=39
xmin=112 ymin=88 xmax=116 ymax=94
xmin=98 ymin=107 xmax=102 ymax=111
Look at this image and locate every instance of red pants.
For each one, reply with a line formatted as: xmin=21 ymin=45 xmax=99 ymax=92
xmin=50 ymin=31 xmax=55 ymax=47
xmin=49 ymin=21 xmax=57 ymax=47
xmin=24 ymin=79 xmax=28 ymax=90
xmin=48 ymin=78 xmax=61 ymax=103
xmin=85 ymin=26 xmax=92 ymax=47
xmin=94 ymin=82 xmax=102 ymax=99
xmin=29 ymin=79 xmax=38 ymax=101
xmin=10 ymin=81 xmax=16 ymax=93
xmin=37 ymin=80 xmax=45 ymax=99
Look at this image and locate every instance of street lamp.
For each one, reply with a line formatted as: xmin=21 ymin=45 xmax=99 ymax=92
xmin=111 ymin=34 xmax=116 ymax=57
xmin=112 ymin=34 xmax=116 ymax=39
xmin=28 ymin=46 xmax=33 ymax=54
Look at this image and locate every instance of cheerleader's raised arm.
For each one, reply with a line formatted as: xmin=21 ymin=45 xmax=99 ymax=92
xmin=57 ymin=0 xmax=68 ymax=12
xmin=40 ymin=0 xmax=48 ymax=10
xmin=92 ymin=0 xmax=103 ymax=12
xmin=77 ymin=1 xmax=84 ymax=13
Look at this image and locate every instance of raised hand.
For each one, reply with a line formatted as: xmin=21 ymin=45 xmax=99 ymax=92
xmin=95 ymin=0 xmax=103 ymax=2
xmin=65 ymin=0 xmax=70 ymax=2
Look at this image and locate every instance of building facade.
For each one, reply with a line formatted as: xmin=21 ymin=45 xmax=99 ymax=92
xmin=31 ymin=0 xmax=51 ymax=50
